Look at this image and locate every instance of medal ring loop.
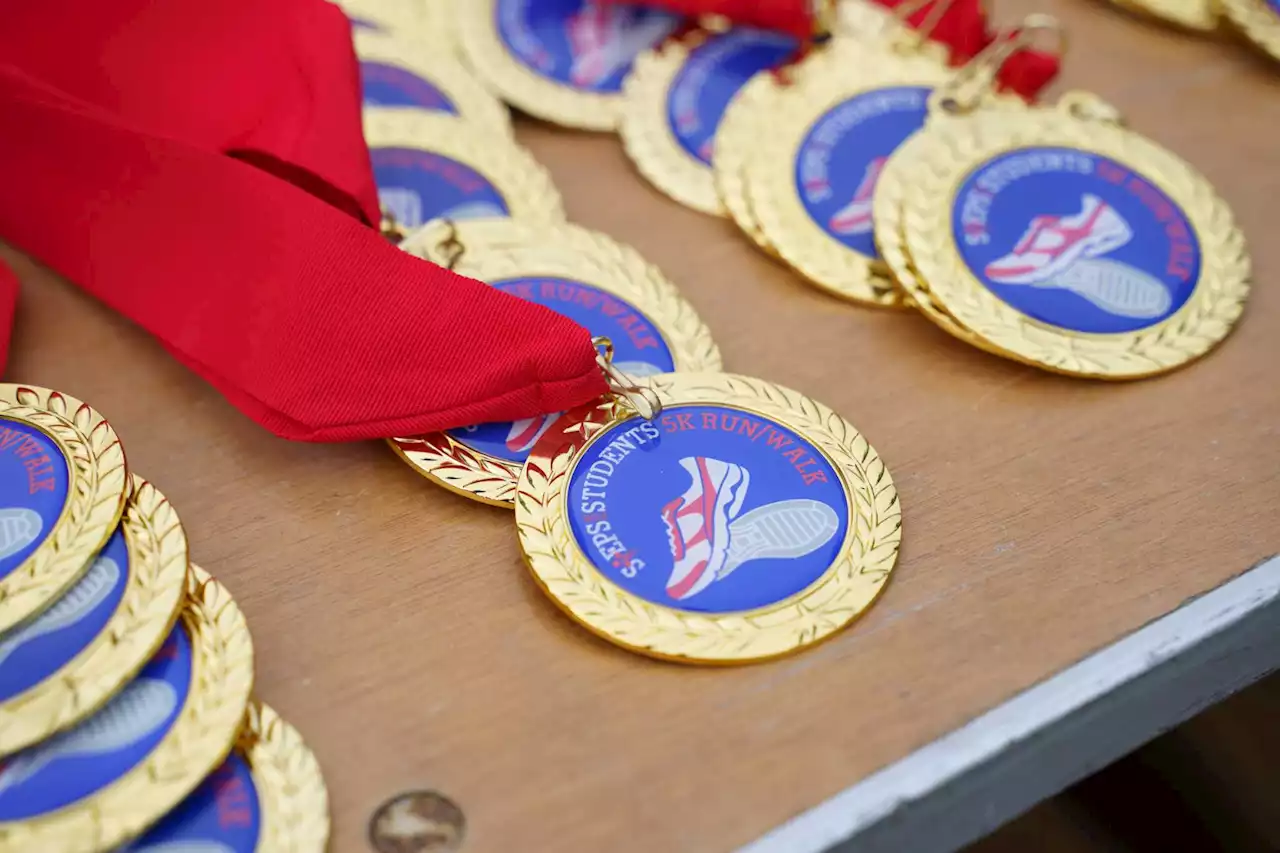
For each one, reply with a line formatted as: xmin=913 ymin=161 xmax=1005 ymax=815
xmin=931 ymin=13 xmax=1067 ymax=115
xmin=593 ymin=336 xmax=663 ymax=421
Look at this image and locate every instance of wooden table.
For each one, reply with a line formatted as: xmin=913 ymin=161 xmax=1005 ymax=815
xmin=4 ymin=1 xmax=1279 ymax=850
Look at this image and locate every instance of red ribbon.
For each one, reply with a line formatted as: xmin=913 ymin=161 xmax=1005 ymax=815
xmin=603 ymin=0 xmax=1060 ymax=99
xmin=0 ymin=0 xmax=607 ymax=442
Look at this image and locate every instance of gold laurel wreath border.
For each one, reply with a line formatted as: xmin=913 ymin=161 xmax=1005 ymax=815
xmin=458 ymin=0 xmax=634 ymax=132
xmin=898 ymin=107 xmax=1251 ymax=379
xmin=0 ymin=475 xmax=190 ymax=756
xmin=1219 ymin=0 xmax=1280 ymax=60
xmin=244 ymin=701 xmax=331 ymax=853
xmin=353 ymin=30 xmax=513 ymax=136
xmin=713 ymin=70 xmax=784 ymax=254
xmin=0 ymin=385 xmax=129 ymax=635
xmin=362 ymin=110 xmax=565 ymax=224
xmin=0 ymin=566 xmax=254 ymax=852
xmin=392 ymin=221 xmax=723 ymax=507
xmin=515 ymin=372 xmax=902 ymax=665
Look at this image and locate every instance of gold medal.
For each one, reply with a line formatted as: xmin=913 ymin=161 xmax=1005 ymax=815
xmin=458 ymin=0 xmax=685 ymax=131
xmin=1221 ymin=0 xmax=1280 ymax=60
xmin=0 ymin=476 xmax=188 ymax=757
xmin=0 ymin=565 xmax=252 ymax=852
xmin=877 ymin=23 xmax=1251 ymax=379
xmin=393 ymin=219 xmax=722 ymax=507
xmin=121 ymin=702 xmax=330 ymax=852
xmin=0 ymin=385 xmax=128 ymax=635
xmin=621 ymin=27 xmax=801 ymax=215
xmin=363 ymin=110 xmax=563 ymax=237
xmin=354 ymin=31 xmax=513 ymax=134
xmin=516 ymin=370 xmax=902 ymax=664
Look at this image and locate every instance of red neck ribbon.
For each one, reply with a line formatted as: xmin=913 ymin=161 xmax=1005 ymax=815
xmin=0 ymin=0 xmax=606 ymax=442
xmin=603 ymin=0 xmax=1061 ymax=98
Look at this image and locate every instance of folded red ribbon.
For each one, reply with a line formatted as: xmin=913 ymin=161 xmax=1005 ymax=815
xmin=0 ymin=0 xmax=607 ymax=442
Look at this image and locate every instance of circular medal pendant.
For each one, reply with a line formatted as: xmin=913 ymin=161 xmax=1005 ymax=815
xmin=516 ymin=373 xmax=902 ymax=664
xmin=364 ymin=110 xmax=563 ymax=233
xmin=746 ymin=47 xmax=953 ymax=307
xmin=0 ymin=566 xmax=253 ymax=852
xmin=1221 ymin=0 xmax=1280 ymax=60
xmin=355 ymin=31 xmax=513 ymax=134
xmin=621 ymin=27 xmax=799 ymax=214
xmin=0 ymin=385 xmax=128 ymax=635
xmin=459 ymin=0 xmax=685 ymax=131
xmin=393 ymin=220 xmax=722 ymax=507
xmin=0 ymin=476 xmax=189 ymax=757
xmin=122 ymin=702 xmax=329 ymax=853
xmin=886 ymin=99 xmax=1250 ymax=378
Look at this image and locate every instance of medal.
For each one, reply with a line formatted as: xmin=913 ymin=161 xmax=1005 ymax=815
xmin=0 ymin=476 xmax=188 ymax=757
xmin=341 ymin=0 xmax=460 ymax=55
xmin=876 ymin=23 xmax=1251 ymax=379
xmin=1105 ymin=0 xmax=1219 ymax=30
xmin=458 ymin=0 xmax=685 ymax=131
xmin=0 ymin=385 xmax=128 ymax=635
xmin=621 ymin=27 xmax=799 ymax=214
xmin=393 ymin=219 xmax=722 ymax=506
xmin=122 ymin=702 xmax=329 ymax=853
xmin=1221 ymin=0 xmax=1280 ymax=60
xmin=0 ymin=566 xmax=253 ymax=852
xmin=741 ymin=13 xmax=966 ymax=307
xmin=364 ymin=110 xmax=564 ymax=237
xmin=516 ymin=371 xmax=902 ymax=664
xmin=354 ymin=31 xmax=513 ymax=134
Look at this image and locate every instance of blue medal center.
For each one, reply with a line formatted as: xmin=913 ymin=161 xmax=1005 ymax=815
xmin=953 ymin=147 xmax=1202 ymax=334
xmin=666 ymin=28 xmax=797 ymax=166
xmin=370 ymin=147 xmax=510 ymax=232
xmin=495 ymin=0 xmax=681 ymax=94
xmin=361 ymin=62 xmax=459 ymax=112
xmin=0 ymin=420 xmax=70 ymax=583
xmin=0 ymin=526 xmax=129 ymax=703
xmin=449 ymin=277 xmax=675 ymax=465
xmin=566 ymin=404 xmax=849 ymax=614
xmin=126 ymin=752 xmax=261 ymax=852
xmin=795 ymin=86 xmax=931 ymax=259
xmin=0 ymin=624 xmax=193 ymax=820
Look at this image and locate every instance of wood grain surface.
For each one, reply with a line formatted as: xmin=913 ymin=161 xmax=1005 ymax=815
xmin=4 ymin=2 xmax=1279 ymax=850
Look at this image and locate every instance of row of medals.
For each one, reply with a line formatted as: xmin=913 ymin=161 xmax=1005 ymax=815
xmin=0 ymin=387 xmax=327 ymax=850
xmin=344 ymin=0 xmax=1250 ymax=665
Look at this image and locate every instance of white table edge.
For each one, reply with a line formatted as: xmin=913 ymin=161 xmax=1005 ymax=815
xmin=739 ymin=553 xmax=1280 ymax=853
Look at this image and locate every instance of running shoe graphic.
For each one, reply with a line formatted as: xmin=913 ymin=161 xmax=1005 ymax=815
xmin=662 ymin=457 xmax=750 ymax=601
xmin=985 ymin=194 xmax=1133 ymax=285
xmin=378 ymin=187 xmax=422 ymax=231
xmin=122 ymin=841 xmax=236 ymax=853
xmin=1049 ymin=258 xmax=1172 ymax=319
xmin=506 ymin=414 xmax=560 ymax=454
xmin=567 ymin=5 xmax=678 ymax=88
xmin=828 ymin=157 xmax=886 ymax=236
xmin=0 ymin=507 xmax=42 ymax=561
xmin=0 ymin=555 xmax=121 ymax=669
xmin=719 ymin=499 xmax=840 ymax=581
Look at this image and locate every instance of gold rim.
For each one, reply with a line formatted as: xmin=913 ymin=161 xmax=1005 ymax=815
xmin=363 ymin=110 xmax=564 ymax=224
xmin=458 ymin=0 xmax=679 ymax=131
xmin=1106 ymin=0 xmax=1220 ymax=31
xmin=0 ymin=475 xmax=189 ymax=755
xmin=897 ymin=104 xmax=1251 ymax=379
xmin=244 ymin=702 xmax=330 ymax=852
xmin=515 ymin=372 xmax=902 ymax=665
xmin=341 ymin=0 xmax=459 ymax=53
xmin=748 ymin=47 xmax=954 ymax=308
xmin=0 ymin=385 xmax=128 ymax=634
xmin=1220 ymin=0 xmax=1280 ymax=58
xmin=713 ymin=70 xmax=784 ymax=254
xmin=391 ymin=219 xmax=722 ymax=507
xmin=354 ymin=30 xmax=513 ymax=135
xmin=0 ymin=566 xmax=254 ymax=851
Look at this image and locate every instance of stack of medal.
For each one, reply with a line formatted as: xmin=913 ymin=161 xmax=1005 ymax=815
xmin=633 ymin=0 xmax=1252 ymax=379
xmin=0 ymin=385 xmax=329 ymax=852
xmin=341 ymin=0 xmax=903 ymax=664
xmin=1097 ymin=0 xmax=1280 ymax=66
